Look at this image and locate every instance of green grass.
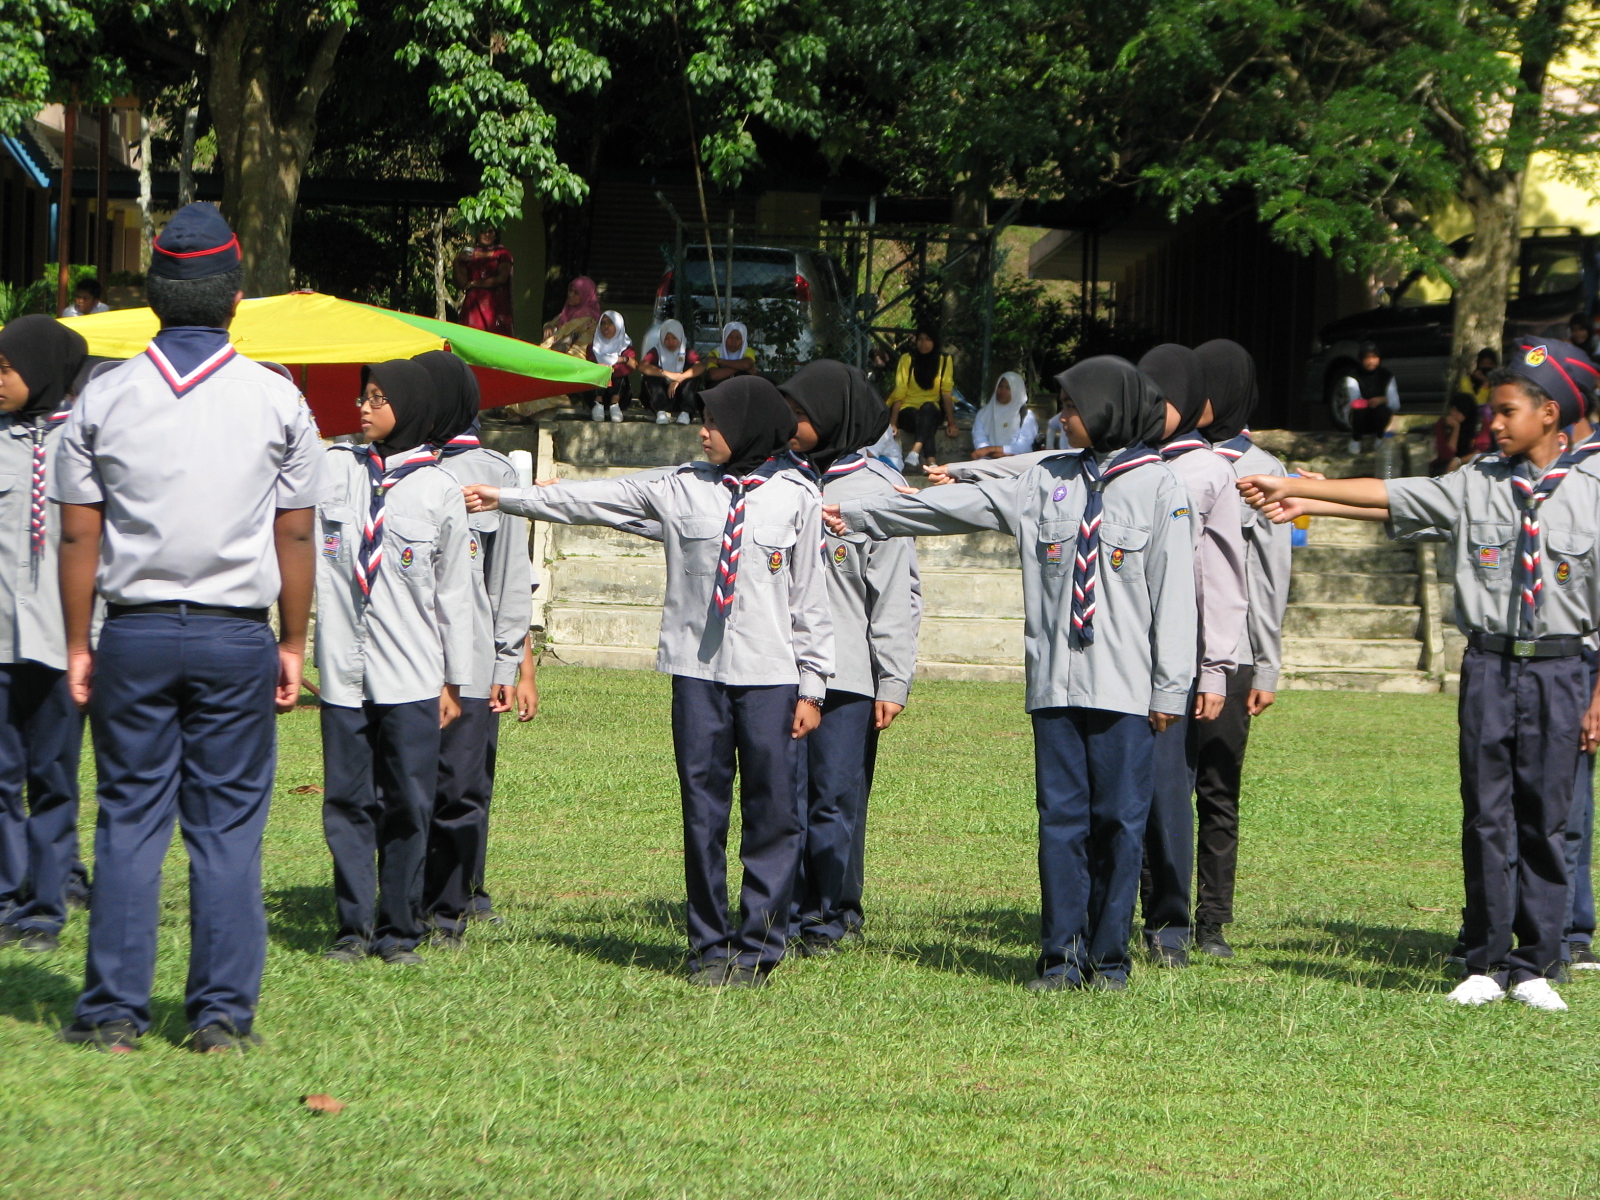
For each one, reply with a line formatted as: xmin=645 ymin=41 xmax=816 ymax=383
xmin=3 ymin=668 xmax=1598 ymax=1199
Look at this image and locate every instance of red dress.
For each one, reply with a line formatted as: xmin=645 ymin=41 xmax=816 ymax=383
xmin=461 ymin=246 xmax=514 ymax=335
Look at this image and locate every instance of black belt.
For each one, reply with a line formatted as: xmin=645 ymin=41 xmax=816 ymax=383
xmin=1469 ymin=632 xmax=1587 ymax=659
xmin=106 ymin=602 xmax=269 ymax=623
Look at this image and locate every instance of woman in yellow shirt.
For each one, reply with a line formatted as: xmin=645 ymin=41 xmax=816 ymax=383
xmin=887 ymin=329 xmax=957 ymax=471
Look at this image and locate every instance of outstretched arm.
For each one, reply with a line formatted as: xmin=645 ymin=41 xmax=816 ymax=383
xmin=1237 ymin=473 xmax=1391 ymax=512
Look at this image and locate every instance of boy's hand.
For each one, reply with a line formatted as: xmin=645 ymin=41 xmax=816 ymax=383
xmin=275 ymin=645 xmax=305 ymax=714
xmin=924 ymin=465 xmax=952 ymax=485
xmin=874 ymin=700 xmax=904 ymax=730
xmin=440 ymin=684 xmax=461 ymax=729
xmin=893 ymin=483 xmax=919 ymax=494
xmin=822 ymin=504 xmax=849 ymax=536
xmin=463 ymin=485 xmax=501 ymax=513
xmin=1194 ymin=691 xmax=1225 ymax=721
xmin=1584 ymin=694 xmax=1600 ymax=754
xmin=489 ymin=683 xmax=513 ymax=714
xmin=1149 ymin=711 xmax=1178 ymax=733
xmin=1263 ymin=497 xmax=1307 ymax=524
xmin=67 ymin=647 xmax=93 ymax=711
xmin=1247 ymin=689 xmax=1276 ymax=716
xmin=515 ymin=673 xmax=539 ymax=721
xmin=792 ymin=699 xmax=822 ymax=739
xmin=1236 ymin=474 xmax=1292 ymax=509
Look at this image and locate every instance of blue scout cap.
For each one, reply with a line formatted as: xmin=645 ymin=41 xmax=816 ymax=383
xmin=148 ymin=203 xmax=241 ymax=280
xmin=1505 ymin=338 xmax=1599 ymax=426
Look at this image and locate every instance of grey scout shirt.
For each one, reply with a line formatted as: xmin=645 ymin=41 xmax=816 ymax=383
xmin=50 ymin=352 xmax=330 ymax=607
xmin=822 ymin=459 xmax=922 ymax=705
xmin=836 ymin=453 xmax=1198 ymax=717
xmin=0 ymin=413 xmax=70 ymax=668
xmin=1224 ymin=443 xmax=1292 ymax=693
xmin=496 ymin=463 xmax=834 ymax=698
xmin=940 ymin=444 xmax=1247 ymax=693
xmin=315 ymin=446 xmax=476 ymax=707
xmin=438 ymin=447 xmax=533 ymax=699
xmin=1388 ymin=460 xmax=1600 ymax=639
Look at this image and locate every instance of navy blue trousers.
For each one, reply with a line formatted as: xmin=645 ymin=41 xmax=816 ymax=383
xmin=1033 ymin=706 xmax=1156 ymax=984
xmin=1458 ymin=648 xmax=1583 ymax=986
xmin=322 ymin=699 xmax=440 ymax=954
xmin=1566 ymin=650 xmax=1598 ymax=955
xmin=0 ymin=663 xmax=84 ymax=934
xmin=843 ymin=720 xmax=880 ymax=933
xmin=424 ymin=697 xmax=499 ymax=935
xmin=1141 ymin=685 xmax=1198 ymax=949
xmin=671 ymin=676 xmax=802 ymax=971
xmin=792 ymin=690 xmax=875 ymax=942
xmin=76 ymin=612 xmax=278 ymax=1035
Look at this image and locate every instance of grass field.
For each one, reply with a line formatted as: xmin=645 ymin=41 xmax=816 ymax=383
xmin=3 ymin=666 xmax=1598 ymax=1199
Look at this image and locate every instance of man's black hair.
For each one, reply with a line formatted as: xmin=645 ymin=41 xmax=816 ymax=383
xmin=1486 ymin=366 xmax=1557 ymax=409
xmin=145 ymin=268 xmax=243 ymax=328
xmin=76 ymin=277 xmax=102 ymax=299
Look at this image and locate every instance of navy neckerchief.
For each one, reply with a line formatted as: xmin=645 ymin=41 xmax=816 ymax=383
xmin=1158 ymin=433 xmax=1209 ymax=460
xmin=1507 ymin=444 xmax=1599 ymax=636
xmin=335 ymin=443 xmax=439 ymax=598
xmin=823 ymin=451 xmax=871 ymax=478
xmin=713 ymin=455 xmax=789 ymax=618
xmin=440 ymin=418 xmax=481 ymax=459
xmin=1212 ymin=431 xmax=1253 ymax=461
xmin=1071 ymin=443 xmax=1162 ymax=647
xmin=146 ymin=326 xmax=235 ymax=396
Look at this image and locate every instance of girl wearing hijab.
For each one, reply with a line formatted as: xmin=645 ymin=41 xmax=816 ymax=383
xmin=588 ymin=310 xmax=636 ymax=423
xmin=887 ymin=328 xmax=957 ymax=471
xmin=779 ymin=360 xmax=921 ymax=953
xmin=460 ymin=374 xmax=832 ymax=989
xmin=970 ymin=371 xmax=1038 ymax=459
xmin=1189 ymin=339 xmax=1292 ymax=961
xmin=821 ymin=355 xmax=1198 ymax=991
xmin=413 ymin=351 xmax=536 ymax=946
xmin=316 ymin=358 xmax=476 ymax=966
xmin=1134 ymin=342 xmax=1247 ymax=969
xmin=640 ymin=318 xmax=706 ymax=425
xmin=0 ymin=315 xmax=91 ymax=952
xmin=454 ymin=228 xmax=515 ymax=336
xmin=705 ymin=321 xmax=758 ymax=385
xmin=1336 ymin=340 xmax=1402 ymax=452
xmin=540 ymin=275 xmax=601 ymax=355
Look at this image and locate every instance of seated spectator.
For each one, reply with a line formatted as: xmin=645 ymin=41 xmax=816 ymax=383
xmin=541 ymin=275 xmax=601 ymax=356
xmin=1336 ymin=340 xmax=1401 ymax=453
xmin=969 ymin=371 xmax=1038 ymax=459
xmin=455 ymin=229 xmax=515 ymax=335
xmin=887 ymin=327 xmax=956 ymax=472
xmin=1569 ymin=313 xmax=1596 ymax=359
xmin=60 ymin=277 xmax=108 ymax=318
xmin=589 ymin=310 xmax=636 ymax=424
xmin=640 ymin=319 xmax=705 ymax=425
xmin=1430 ymin=349 xmax=1497 ymax=474
xmin=704 ymin=321 xmax=757 ymax=384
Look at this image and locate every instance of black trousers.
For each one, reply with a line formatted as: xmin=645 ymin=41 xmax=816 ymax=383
xmin=897 ymin=404 xmax=942 ymax=458
xmin=1194 ymin=666 xmax=1254 ymax=927
xmin=642 ymin=374 xmax=701 ymax=418
xmin=322 ymin=699 xmax=441 ymax=954
xmin=0 ymin=663 xmax=84 ymax=935
xmin=1141 ymin=685 xmax=1198 ymax=949
xmin=671 ymin=676 xmax=803 ymax=971
xmin=1458 ymin=647 xmax=1583 ymax=986
xmin=792 ymin=691 xmax=875 ymax=942
xmin=424 ymin=697 xmax=499 ymax=935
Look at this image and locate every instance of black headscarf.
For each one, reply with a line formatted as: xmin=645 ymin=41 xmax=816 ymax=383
xmin=414 ymin=350 xmax=480 ymax=443
xmin=362 ymin=359 xmax=445 ymax=458
xmin=1138 ymin=343 xmax=1208 ymax=438
xmin=0 ymin=315 xmax=88 ymax=418
xmin=1054 ymin=356 xmax=1166 ymax=453
xmin=909 ymin=329 xmax=942 ymax=391
xmin=1195 ymin=339 xmax=1258 ymax=442
xmin=778 ymin=359 xmax=889 ymax=473
xmin=1353 ymin=341 xmax=1393 ymax=400
xmin=700 ymin=375 xmax=797 ymax=477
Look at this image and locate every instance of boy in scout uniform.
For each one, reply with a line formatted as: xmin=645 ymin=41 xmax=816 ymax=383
xmin=52 ymin=203 xmax=330 ymax=1052
xmin=1241 ymin=338 xmax=1600 ymax=1011
xmin=463 ymin=376 xmax=832 ymax=988
xmin=825 ymin=356 xmax=1198 ymax=991
xmin=779 ymin=359 xmax=921 ymax=953
xmin=317 ymin=359 xmax=475 ymax=965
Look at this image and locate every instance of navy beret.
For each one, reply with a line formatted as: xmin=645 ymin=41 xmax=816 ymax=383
xmin=1506 ymin=338 xmax=1599 ymax=426
xmin=148 ymin=203 xmax=241 ymax=281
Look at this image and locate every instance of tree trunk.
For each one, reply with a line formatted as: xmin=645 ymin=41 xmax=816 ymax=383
xmin=137 ymin=109 xmax=154 ymax=272
xmin=178 ymin=105 xmax=197 ymax=207
xmin=942 ymin=171 xmax=988 ymax=402
xmin=1448 ymin=169 xmax=1523 ymax=400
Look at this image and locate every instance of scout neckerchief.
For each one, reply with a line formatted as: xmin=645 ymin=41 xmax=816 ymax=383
xmin=823 ymin=451 xmax=871 ymax=479
xmin=1211 ymin=430 xmax=1253 ymax=461
xmin=27 ymin=407 xmax=70 ymax=561
xmin=1071 ymin=444 xmax=1162 ymax=646
xmin=145 ymin=338 xmax=236 ymax=397
xmin=338 ymin=444 xmax=438 ymax=598
xmin=1508 ymin=444 xmax=1599 ymax=636
xmin=1158 ymin=433 xmax=1209 ymax=460
xmin=439 ymin=418 xmax=481 ymax=459
xmin=713 ymin=455 xmax=789 ymax=618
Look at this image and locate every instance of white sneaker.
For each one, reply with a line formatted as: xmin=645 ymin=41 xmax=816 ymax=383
xmin=1446 ymin=975 xmax=1505 ymax=1006
xmin=591 ymin=402 xmax=605 ymax=422
xmin=1509 ymin=978 xmax=1568 ymax=1011
xmin=905 ymin=450 xmax=921 ymax=470
xmin=677 ymin=411 xmax=691 ymax=425
xmin=1347 ymin=439 xmax=1362 ymax=455
xmin=609 ymin=404 xmax=623 ymax=423
xmin=655 ymin=411 xmax=670 ymax=425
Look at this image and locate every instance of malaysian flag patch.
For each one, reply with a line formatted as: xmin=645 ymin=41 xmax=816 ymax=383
xmin=1478 ymin=545 xmax=1501 ymax=569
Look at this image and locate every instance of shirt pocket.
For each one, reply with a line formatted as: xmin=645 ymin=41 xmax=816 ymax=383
xmin=1546 ymin=526 xmax=1595 ymax=590
xmin=386 ymin=515 xmax=438 ymax=588
xmin=1038 ymin=518 xmax=1074 ymax=578
xmin=675 ymin=516 xmax=724 ymax=576
xmin=1099 ymin=521 xmax=1151 ymax=583
xmin=320 ymin=505 xmax=357 ymax=565
xmin=1468 ymin=521 xmax=1514 ymax=582
xmin=751 ymin=523 xmax=798 ymax=576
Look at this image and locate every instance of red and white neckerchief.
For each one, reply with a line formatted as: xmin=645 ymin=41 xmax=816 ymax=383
xmin=1212 ymin=430 xmax=1253 ymax=461
xmin=336 ymin=444 xmax=438 ymax=598
xmin=1158 ymin=433 xmax=1210 ymax=460
xmin=712 ymin=455 xmax=788 ymax=618
xmin=145 ymin=341 xmax=237 ymax=397
xmin=1070 ymin=444 xmax=1162 ymax=646
xmin=439 ymin=418 xmax=482 ymax=461
xmin=28 ymin=408 xmax=70 ymax=559
xmin=823 ymin=451 xmax=871 ymax=478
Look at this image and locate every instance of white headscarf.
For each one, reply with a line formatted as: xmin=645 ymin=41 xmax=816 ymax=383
xmin=717 ymin=321 xmax=750 ymax=362
xmin=654 ymin=319 xmax=687 ymax=372
xmin=592 ymin=310 xmax=630 ymax=367
xmin=979 ymin=371 xmax=1029 ymax=448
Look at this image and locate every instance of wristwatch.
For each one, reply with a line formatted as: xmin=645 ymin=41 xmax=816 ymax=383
xmin=799 ymin=696 xmax=824 ymax=711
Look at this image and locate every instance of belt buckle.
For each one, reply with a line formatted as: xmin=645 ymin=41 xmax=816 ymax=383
xmin=1513 ymin=639 xmax=1537 ymax=658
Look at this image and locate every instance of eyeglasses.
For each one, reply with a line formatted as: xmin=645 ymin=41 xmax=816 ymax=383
xmin=356 ymin=392 xmax=389 ymax=410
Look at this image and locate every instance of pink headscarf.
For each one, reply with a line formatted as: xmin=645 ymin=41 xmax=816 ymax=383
xmin=558 ymin=276 xmax=601 ymax=325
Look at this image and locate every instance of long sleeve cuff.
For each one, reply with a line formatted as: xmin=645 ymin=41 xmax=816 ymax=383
xmin=799 ymin=670 xmax=828 ymax=702
xmin=874 ymin=679 xmax=911 ymax=706
xmin=491 ymin=658 xmax=521 ymax=686
xmin=1198 ymin=666 xmax=1231 ymax=695
xmin=1150 ymin=688 xmax=1190 ymax=716
xmin=1252 ymin=665 xmax=1280 ymax=692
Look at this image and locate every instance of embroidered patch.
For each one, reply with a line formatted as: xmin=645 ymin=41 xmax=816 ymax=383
xmin=1558 ymin=560 xmax=1572 ymax=585
xmin=1051 ymin=484 xmax=1069 ymax=502
xmin=322 ymin=532 xmax=340 ymax=559
xmin=1046 ymin=541 xmax=1063 ymax=565
xmin=768 ymin=549 xmax=785 ymax=573
xmin=1477 ymin=545 xmax=1501 ymax=569
xmin=400 ymin=545 xmax=415 ymax=571
xmin=469 ymin=535 xmax=480 ymax=560
xmin=1110 ymin=546 xmax=1125 ymax=571
xmin=1172 ymin=507 xmax=1191 ymax=520
xmin=1525 ymin=345 xmax=1549 ymax=368
xmin=833 ymin=544 xmax=848 ymax=565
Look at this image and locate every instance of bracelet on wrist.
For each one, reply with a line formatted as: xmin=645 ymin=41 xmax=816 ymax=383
xmin=798 ymin=695 xmax=823 ymax=710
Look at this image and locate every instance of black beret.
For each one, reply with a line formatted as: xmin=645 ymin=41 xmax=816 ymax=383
xmin=148 ymin=203 xmax=241 ymax=280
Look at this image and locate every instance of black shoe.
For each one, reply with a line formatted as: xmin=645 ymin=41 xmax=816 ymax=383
xmin=1025 ymin=974 xmax=1080 ymax=993
xmin=1571 ymin=945 xmax=1600 ymax=971
xmin=190 ymin=1023 xmax=261 ymax=1054
xmin=427 ymin=929 xmax=465 ymax=951
xmin=1087 ymin=974 xmax=1129 ymax=992
xmin=0 ymin=924 xmax=23 ymax=948
xmin=1195 ymin=922 xmax=1234 ymax=959
xmin=19 ymin=930 xmax=58 ymax=953
xmin=469 ymin=907 xmax=505 ymax=927
xmin=59 ymin=1019 xmax=140 ymax=1052
xmin=1147 ymin=942 xmax=1189 ymax=968
xmin=836 ymin=926 xmax=864 ymax=949
xmin=323 ymin=940 xmax=368 ymax=963
xmin=722 ymin=965 xmax=768 ymax=989
xmin=688 ymin=959 xmax=731 ymax=987
xmin=378 ymin=945 xmax=424 ymax=966
xmin=1552 ymin=960 xmax=1573 ymax=985
xmin=66 ymin=892 xmax=90 ymax=913
xmin=798 ymin=931 xmax=838 ymax=958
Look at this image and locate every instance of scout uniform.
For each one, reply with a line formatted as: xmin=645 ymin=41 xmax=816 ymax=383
xmin=835 ymin=357 xmax=1197 ymax=987
xmin=0 ymin=316 xmax=88 ymax=950
xmin=417 ymin=352 xmax=533 ymax=938
xmin=52 ymin=203 xmax=331 ymax=1044
xmin=316 ymin=360 xmax=475 ymax=960
xmin=779 ymin=360 xmax=922 ymax=950
xmin=491 ymin=377 xmax=833 ymax=980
